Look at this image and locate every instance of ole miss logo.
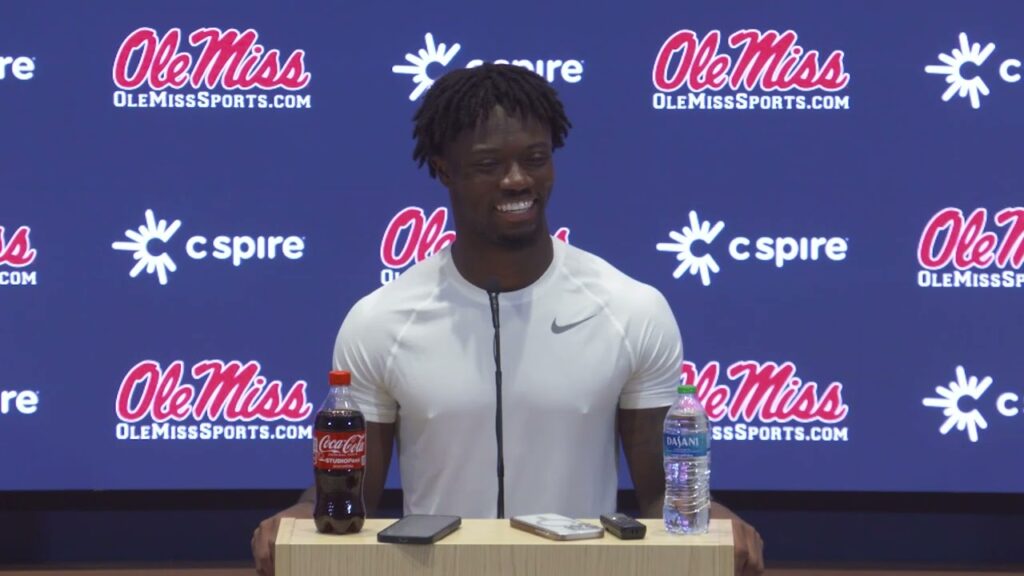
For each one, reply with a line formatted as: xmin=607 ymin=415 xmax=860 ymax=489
xmin=650 ymin=29 xmax=851 ymax=111
xmin=917 ymin=207 xmax=1024 ymax=289
xmin=0 ymin=225 xmax=39 ymax=287
xmin=113 ymin=27 xmax=310 ymax=91
xmin=111 ymin=27 xmax=313 ymax=110
xmin=378 ymin=206 xmax=570 ymax=285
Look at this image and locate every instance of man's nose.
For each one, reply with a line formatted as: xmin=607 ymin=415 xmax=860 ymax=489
xmin=500 ymin=162 xmax=532 ymax=190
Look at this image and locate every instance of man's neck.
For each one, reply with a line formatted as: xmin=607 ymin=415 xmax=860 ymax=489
xmin=450 ymin=234 xmax=554 ymax=293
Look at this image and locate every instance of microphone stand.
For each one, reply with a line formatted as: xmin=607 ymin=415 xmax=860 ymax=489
xmin=486 ymin=289 xmax=505 ymax=519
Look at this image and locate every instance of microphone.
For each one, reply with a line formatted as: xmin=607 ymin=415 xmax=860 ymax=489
xmin=485 ymin=280 xmax=505 ymax=519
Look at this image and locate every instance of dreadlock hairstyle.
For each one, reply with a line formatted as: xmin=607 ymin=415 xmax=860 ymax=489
xmin=412 ymin=63 xmax=572 ymax=178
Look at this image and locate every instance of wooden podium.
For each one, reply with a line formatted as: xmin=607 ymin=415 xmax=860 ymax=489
xmin=276 ymin=517 xmax=733 ymax=576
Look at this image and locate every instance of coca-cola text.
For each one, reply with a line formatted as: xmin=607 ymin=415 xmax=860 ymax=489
xmin=317 ymin=432 xmax=366 ymax=455
xmin=314 ymin=431 xmax=366 ymax=469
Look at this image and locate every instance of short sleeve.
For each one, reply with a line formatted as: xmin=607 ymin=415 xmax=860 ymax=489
xmin=332 ymin=294 xmax=398 ymax=423
xmin=618 ymin=285 xmax=683 ymax=410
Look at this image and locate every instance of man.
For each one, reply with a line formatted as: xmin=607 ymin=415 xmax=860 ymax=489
xmin=252 ymin=63 xmax=764 ymax=575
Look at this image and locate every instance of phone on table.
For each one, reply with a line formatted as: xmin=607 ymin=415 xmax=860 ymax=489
xmin=510 ymin=513 xmax=604 ymax=541
xmin=377 ymin=514 xmax=462 ymax=544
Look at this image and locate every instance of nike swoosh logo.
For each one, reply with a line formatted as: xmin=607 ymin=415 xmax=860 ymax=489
xmin=551 ymin=313 xmax=599 ymax=334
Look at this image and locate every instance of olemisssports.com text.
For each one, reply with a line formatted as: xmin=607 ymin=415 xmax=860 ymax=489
xmin=115 ymin=422 xmax=312 ymax=440
xmin=712 ymin=423 xmax=849 ymax=442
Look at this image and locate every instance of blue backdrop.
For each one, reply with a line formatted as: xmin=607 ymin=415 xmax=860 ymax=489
xmin=1 ymin=0 xmax=1021 ymax=493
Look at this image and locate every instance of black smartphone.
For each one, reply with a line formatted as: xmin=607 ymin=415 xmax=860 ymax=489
xmin=376 ymin=514 xmax=462 ymax=544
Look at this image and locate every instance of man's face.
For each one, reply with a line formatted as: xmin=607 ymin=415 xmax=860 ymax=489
xmin=432 ymin=106 xmax=554 ymax=249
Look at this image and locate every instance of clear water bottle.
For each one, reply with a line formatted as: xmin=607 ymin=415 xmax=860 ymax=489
xmin=663 ymin=384 xmax=710 ymax=535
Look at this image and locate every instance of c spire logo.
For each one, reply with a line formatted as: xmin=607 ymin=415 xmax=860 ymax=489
xmin=656 ymin=210 xmax=724 ymax=286
xmin=392 ymin=33 xmax=584 ymax=102
xmin=392 ymin=33 xmax=462 ymax=101
xmin=1 ymin=55 xmax=36 ymax=80
xmin=112 ymin=209 xmax=181 ymax=285
xmin=922 ymin=366 xmax=1023 ymax=443
xmin=922 ymin=366 xmax=991 ymax=443
xmin=112 ymin=209 xmax=306 ymax=285
xmin=656 ymin=210 xmax=849 ymax=286
xmin=925 ymin=33 xmax=1024 ymax=109
xmin=925 ymin=33 xmax=995 ymax=109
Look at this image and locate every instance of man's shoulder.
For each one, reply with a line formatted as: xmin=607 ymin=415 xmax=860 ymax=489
xmin=343 ymin=250 xmax=449 ymax=328
xmin=560 ymin=242 xmax=666 ymax=305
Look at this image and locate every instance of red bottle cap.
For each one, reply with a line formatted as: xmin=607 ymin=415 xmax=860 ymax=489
xmin=329 ymin=370 xmax=351 ymax=386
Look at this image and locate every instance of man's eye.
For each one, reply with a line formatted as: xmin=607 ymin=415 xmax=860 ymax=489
xmin=525 ymin=155 xmax=549 ymax=167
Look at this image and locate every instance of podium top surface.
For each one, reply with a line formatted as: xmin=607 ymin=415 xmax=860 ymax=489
xmin=278 ymin=518 xmax=733 ymax=548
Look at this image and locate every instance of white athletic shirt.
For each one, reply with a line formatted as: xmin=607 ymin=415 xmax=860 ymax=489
xmin=333 ymin=238 xmax=682 ymax=518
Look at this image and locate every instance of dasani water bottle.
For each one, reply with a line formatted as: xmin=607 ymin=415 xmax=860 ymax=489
xmin=663 ymin=384 xmax=710 ymax=535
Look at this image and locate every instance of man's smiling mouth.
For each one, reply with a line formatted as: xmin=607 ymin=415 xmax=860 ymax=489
xmin=496 ymin=199 xmax=535 ymax=213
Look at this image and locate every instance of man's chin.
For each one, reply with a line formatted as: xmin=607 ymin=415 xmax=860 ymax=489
xmin=494 ymin=227 xmax=545 ymax=250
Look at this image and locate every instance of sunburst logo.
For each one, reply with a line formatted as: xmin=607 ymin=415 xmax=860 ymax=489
xmin=922 ymin=365 xmax=992 ymax=443
xmin=656 ymin=210 xmax=724 ymax=287
xmin=925 ymin=33 xmax=996 ymax=110
xmin=392 ymin=33 xmax=462 ymax=102
xmin=112 ymin=209 xmax=181 ymax=286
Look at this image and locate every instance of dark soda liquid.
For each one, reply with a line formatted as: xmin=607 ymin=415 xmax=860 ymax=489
xmin=314 ymin=409 xmax=366 ymax=534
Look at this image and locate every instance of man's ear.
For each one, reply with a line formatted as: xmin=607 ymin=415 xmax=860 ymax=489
xmin=431 ymin=156 xmax=451 ymax=187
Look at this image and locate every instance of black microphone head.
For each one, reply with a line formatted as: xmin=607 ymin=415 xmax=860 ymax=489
xmin=483 ymin=278 xmax=500 ymax=328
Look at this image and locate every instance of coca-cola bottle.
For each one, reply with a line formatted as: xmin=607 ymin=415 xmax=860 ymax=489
xmin=313 ymin=370 xmax=366 ymax=534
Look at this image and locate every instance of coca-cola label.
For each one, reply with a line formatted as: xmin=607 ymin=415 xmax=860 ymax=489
xmin=651 ymin=29 xmax=851 ymax=112
xmin=664 ymin=431 xmax=708 ymax=457
xmin=314 ymin=431 xmax=366 ymax=470
xmin=111 ymin=27 xmax=313 ymax=111
xmin=916 ymin=207 xmax=1024 ymax=289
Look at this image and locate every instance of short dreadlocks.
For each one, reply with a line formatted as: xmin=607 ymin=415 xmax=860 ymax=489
xmin=412 ymin=63 xmax=572 ymax=178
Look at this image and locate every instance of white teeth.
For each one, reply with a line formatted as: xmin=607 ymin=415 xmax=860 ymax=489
xmin=497 ymin=199 xmax=534 ymax=213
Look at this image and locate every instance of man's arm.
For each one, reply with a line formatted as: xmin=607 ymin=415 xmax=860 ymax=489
xmin=618 ymin=406 xmax=764 ymax=575
xmin=618 ymin=405 xmax=668 ymax=518
xmin=251 ymin=421 xmax=395 ymax=576
xmin=360 ymin=421 xmax=395 ymax=516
